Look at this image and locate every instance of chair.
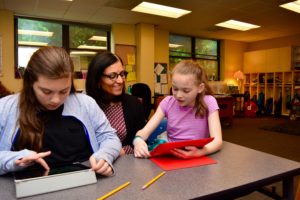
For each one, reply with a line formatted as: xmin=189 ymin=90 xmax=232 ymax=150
xmin=131 ymin=83 xmax=152 ymax=119
xmin=147 ymin=118 xmax=167 ymax=144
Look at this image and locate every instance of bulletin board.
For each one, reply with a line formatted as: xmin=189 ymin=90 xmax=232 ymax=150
xmin=154 ymin=63 xmax=168 ymax=95
xmin=115 ymin=44 xmax=136 ymax=82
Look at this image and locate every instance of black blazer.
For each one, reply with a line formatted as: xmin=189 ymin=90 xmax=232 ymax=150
xmin=121 ymin=94 xmax=147 ymax=147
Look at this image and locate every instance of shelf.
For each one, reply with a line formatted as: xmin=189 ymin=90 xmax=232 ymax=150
xmin=243 ymin=70 xmax=299 ymax=117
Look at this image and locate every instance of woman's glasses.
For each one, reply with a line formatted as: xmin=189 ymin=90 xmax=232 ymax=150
xmin=102 ymin=71 xmax=128 ymax=81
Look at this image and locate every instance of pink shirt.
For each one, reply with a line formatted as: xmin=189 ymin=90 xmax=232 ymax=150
xmin=159 ymin=95 xmax=219 ymax=142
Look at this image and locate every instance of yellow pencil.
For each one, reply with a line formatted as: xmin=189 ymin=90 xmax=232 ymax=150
xmin=142 ymin=171 xmax=166 ymax=190
xmin=97 ymin=181 xmax=131 ymax=200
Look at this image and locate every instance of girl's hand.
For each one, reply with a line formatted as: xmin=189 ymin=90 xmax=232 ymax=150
xmin=170 ymin=146 xmax=202 ymax=159
xmin=120 ymin=148 xmax=126 ymax=156
xmin=15 ymin=151 xmax=51 ymax=170
xmin=89 ymin=156 xmax=113 ymax=176
xmin=133 ymin=137 xmax=150 ymax=158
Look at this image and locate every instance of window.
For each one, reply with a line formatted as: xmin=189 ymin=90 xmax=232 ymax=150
xmin=15 ymin=17 xmax=110 ymax=78
xmin=169 ymin=35 xmax=191 ymax=57
xmin=169 ymin=34 xmax=220 ymax=81
xmin=69 ymin=25 xmax=109 ymax=78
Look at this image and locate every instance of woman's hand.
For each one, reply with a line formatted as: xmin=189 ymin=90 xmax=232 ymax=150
xmin=89 ymin=156 xmax=113 ymax=176
xmin=170 ymin=146 xmax=203 ymax=159
xmin=133 ymin=137 xmax=150 ymax=158
xmin=15 ymin=151 xmax=51 ymax=170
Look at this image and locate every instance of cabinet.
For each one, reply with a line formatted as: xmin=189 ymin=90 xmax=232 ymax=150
xmin=216 ymin=96 xmax=234 ymax=125
xmin=292 ymin=46 xmax=300 ymax=70
xmin=243 ymin=71 xmax=299 ymax=116
xmin=243 ymin=47 xmax=291 ymax=73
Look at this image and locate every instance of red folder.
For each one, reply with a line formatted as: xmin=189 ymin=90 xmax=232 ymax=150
xmin=150 ymin=137 xmax=214 ymax=157
xmin=149 ymin=137 xmax=217 ymax=171
xmin=150 ymin=155 xmax=217 ymax=171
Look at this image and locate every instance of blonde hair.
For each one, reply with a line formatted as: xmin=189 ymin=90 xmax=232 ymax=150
xmin=171 ymin=60 xmax=213 ymax=117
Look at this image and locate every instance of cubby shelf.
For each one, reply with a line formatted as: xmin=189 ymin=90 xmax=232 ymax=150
xmin=242 ymin=71 xmax=299 ymax=116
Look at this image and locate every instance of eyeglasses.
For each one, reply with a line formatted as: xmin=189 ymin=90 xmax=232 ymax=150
xmin=102 ymin=71 xmax=128 ymax=81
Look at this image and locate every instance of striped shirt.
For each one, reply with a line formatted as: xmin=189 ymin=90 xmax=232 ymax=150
xmin=102 ymin=103 xmax=133 ymax=154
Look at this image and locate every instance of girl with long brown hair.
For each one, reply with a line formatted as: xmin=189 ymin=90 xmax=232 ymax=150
xmin=0 ymin=46 xmax=121 ymax=175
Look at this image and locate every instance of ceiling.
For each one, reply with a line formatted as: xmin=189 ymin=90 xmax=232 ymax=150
xmin=1 ymin=0 xmax=300 ymax=42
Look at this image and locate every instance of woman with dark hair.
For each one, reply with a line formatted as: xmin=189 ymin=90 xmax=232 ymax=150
xmin=0 ymin=46 xmax=121 ymax=175
xmin=86 ymin=51 xmax=146 ymax=154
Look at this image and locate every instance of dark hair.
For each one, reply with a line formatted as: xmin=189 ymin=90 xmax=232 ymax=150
xmin=171 ymin=60 xmax=213 ymax=118
xmin=17 ymin=46 xmax=75 ymax=151
xmin=85 ymin=51 xmax=124 ymax=106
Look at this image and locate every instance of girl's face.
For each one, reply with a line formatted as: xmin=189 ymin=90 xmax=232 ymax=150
xmin=33 ymin=74 xmax=72 ymax=110
xmin=99 ymin=60 xmax=126 ymax=97
xmin=172 ymin=73 xmax=204 ymax=107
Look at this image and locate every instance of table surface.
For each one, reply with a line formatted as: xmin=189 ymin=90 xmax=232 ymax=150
xmin=1 ymin=142 xmax=300 ymax=200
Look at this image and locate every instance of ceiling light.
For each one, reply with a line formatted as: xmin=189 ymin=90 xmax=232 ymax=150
xmin=215 ymin=20 xmax=260 ymax=31
xmin=70 ymin=51 xmax=97 ymax=55
xmin=77 ymin=45 xmax=107 ymax=50
xmin=89 ymin=36 xmax=107 ymax=41
xmin=18 ymin=30 xmax=53 ymax=37
xmin=132 ymin=1 xmax=191 ymax=18
xmin=280 ymin=0 xmax=300 ymax=13
xmin=169 ymin=43 xmax=183 ymax=48
xmin=18 ymin=41 xmax=48 ymax=46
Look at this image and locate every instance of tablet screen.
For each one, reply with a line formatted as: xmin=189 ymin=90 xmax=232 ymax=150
xmin=14 ymin=163 xmax=90 ymax=180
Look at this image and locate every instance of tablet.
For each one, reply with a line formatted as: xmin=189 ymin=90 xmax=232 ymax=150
xmin=14 ymin=163 xmax=90 ymax=180
xmin=14 ymin=163 xmax=97 ymax=198
xmin=150 ymin=137 xmax=214 ymax=157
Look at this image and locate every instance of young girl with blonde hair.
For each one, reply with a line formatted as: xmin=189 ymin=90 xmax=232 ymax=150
xmin=134 ymin=60 xmax=222 ymax=158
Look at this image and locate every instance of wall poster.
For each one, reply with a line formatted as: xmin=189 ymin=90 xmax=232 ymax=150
xmin=154 ymin=63 xmax=168 ymax=95
xmin=115 ymin=44 xmax=137 ymax=82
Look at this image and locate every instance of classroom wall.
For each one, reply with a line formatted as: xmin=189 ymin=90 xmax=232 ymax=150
xmin=112 ymin=23 xmax=136 ymax=46
xmin=247 ymin=33 xmax=300 ymax=51
xmin=221 ymin=40 xmax=248 ymax=86
xmin=0 ymin=9 xmax=22 ymax=92
xmin=136 ymin=23 xmax=155 ymax=94
xmin=154 ymin=29 xmax=170 ymax=91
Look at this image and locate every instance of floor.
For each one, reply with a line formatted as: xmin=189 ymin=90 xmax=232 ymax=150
xmin=222 ymin=116 xmax=300 ymax=200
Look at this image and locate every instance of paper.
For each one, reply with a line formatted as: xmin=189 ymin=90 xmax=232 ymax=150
xmin=161 ymin=84 xmax=169 ymax=95
xmin=155 ymin=63 xmax=164 ymax=75
xmin=126 ymin=64 xmax=133 ymax=72
xmin=155 ymin=83 xmax=161 ymax=94
xmin=160 ymin=74 xmax=168 ymax=84
xmin=150 ymin=155 xmax=217 ymax=171
xmin=126 ymin=71 xmax=136 ymax=81
xmin=127 ymin=54 xmax=135 ymax=65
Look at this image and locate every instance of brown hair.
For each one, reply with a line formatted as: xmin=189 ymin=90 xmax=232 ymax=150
xmin=16 ymin=46 xmax=76 ymax=152
xmin=171 ymin=60 xmax=213 ymax=118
